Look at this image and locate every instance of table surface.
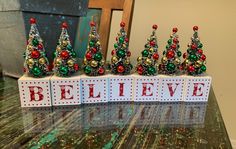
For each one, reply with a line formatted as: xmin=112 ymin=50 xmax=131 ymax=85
xmin=0 ymin=77 xmax=232 ymax=149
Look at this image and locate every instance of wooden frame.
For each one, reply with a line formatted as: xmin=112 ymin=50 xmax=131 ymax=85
xmin=88 ymin=0 xmax=135 ymax=59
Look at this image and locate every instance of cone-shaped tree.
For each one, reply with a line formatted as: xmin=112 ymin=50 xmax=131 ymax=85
xmin=136 ymin=24 xmax=159 ymax=76
xmin=53 ymin=22 xmax=79 ymax=77
xmin=159 ymin=27 xmax=182 ymax=75
xmin=23 ymin=18 xmax=50 ymax=77
xmin=181 ymin=26 xmax=206 ymax=75
xmin=110 ymin=22 xmax=132 ymax=75
xmin=83 ymin=22 xmax=105 ymax=76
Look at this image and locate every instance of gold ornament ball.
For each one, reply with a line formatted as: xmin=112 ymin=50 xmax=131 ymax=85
xmin=162 ymin=57 xmax=168 ymax=64
xmin=123 ymin=44 xmax=126 ymax=48
xmin=175 ymin=58 xmax=181 ymax=65
xmin=83 ymin=58 xmax=88 ymax=65
xmin=149 ymin=48 xmax=154 ymax=53
xmin=62 ymin=41 xmax=68 ymax=47
xmin=125 ymin=59 xmax=130 ymax=64
xmin=145 ymin=58 xmax=152 ymax=65
xmin=67 ymin=59 xmax=74 ymax=67
xmin=39 ymin=58 xmax=46 ymax=64
xmin=27 ymin=45 xmax=33 ymax=51
xmin=55 ymin=58 xmax=62 ymax=66
xmin=111 ymin=56 xmax=118 ymax=63
xmin=185 ymin=59 xmax=190 ymax=65
xmin=100 ymin=59 xmax=105 ymax=65
xmin=137 ymin=56 xmax=142 ymax=63
xmin=196 ymin=60 xmax=202 ymax=65
xmin=56 ymin=46 xmax=62 ymax=52
xmin=96 ymin=41 xmax=101 ymax=46
xmin=27 ymin=58 xmax=34 ymax=66
xmin=91 ymin=60 xmax=98 ymax=67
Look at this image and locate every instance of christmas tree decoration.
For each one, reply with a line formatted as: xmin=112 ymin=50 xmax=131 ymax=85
xmin=53 ymin=22 xmax=79 ymax=77
xmin=159 ymin=27 xmax=181 ymax=75
xmin=136 ymin=24 xmax=159 ymax=76
xmin=83 ymin=22 xmax=105 ymax=76
xmin=110 ymin=22 xmax=133 ymax=75
xmin=23 ymin=18 xmax=50 ymax=77
xmin=181 ymin=26 xmax=207 ymax=75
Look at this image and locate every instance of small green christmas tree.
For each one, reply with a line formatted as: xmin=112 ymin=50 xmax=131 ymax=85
xmin=23 ymin=18 xmax=49 ymax=77
xmin=83 ymin=22 xmax=105 ymax=76
xmin=53 ymin=22 xmax=79 ymax=77
xmin=110 ymin=22 xmax=132 ymax=75
xmin=159 ymin=27 xmax=182 ymax=75
xmin=181 ymin=26 xmax=206 ymax=75
xmin=136 ymin=24 xmax=159 ymax=76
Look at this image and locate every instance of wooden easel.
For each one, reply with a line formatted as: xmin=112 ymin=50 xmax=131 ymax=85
xmin=89 ymin=0 xmax=135 ymax=59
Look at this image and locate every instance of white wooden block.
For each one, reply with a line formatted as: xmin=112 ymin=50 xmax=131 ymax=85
xmin=18 ymin=75 xmax=52 ymax=107
xmin=50 ymin=74 xmax=81 ymax=106
xmin=133 ymin=74 xmax=161 ymax=102
xmin=108 ymin=74 xmax=134 ymax=102
xmin=80 ymin=74 xmax=108 ymax=104
xmin=185 ymin=75 xmax=212 ymax=102
xmin=159 ymin=75 xmax=185 ymax=102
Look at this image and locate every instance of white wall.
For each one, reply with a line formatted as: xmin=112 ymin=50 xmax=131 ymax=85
xmin=108 ymin=0 xmax=236 ymax=140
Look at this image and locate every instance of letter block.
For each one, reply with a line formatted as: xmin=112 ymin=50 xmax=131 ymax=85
xmin=108 ymin=74 xmax=134 ymax=102
xmin=18 ymin=75 xmax=52 ymax=107
xmin=159 ymin=75 xmax=185 ymax=102
xmin=50 ymin=75 xmax=81 ymax=106
xmin=184 ymin=75 xmax=212 ymax=102
xmin=80 ymin=75 xmax=108 ymax=104
xmin=133 ymin=74 xmax=161 ymax=102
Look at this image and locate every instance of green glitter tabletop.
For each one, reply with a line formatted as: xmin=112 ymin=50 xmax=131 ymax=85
xmin=0 ymin=77 xmax=232 ymax=148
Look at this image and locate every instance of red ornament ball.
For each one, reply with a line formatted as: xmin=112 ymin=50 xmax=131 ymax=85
xmin=48 ymin=63 xmax=53 ymax=71
xmin=30 ymin=18 xmax=36 ymax=24
xmin=31 ymin=50 xmax=40 ymax=59
xmin=60 ymin=50 xmax=69 ymax=60
xmin=152 ymin=24 xmax=158 ymax=30
xmin=98 ymin=67 xmax=105 ymax=75
xmin=198 ymin=49 xmax=203 ymax=54
xmin=188 ymin=65 xmax=195 ymax=72
xmin=179 ymin=65 xmax=184 ymax=70
xmin=38 ymin=44 xmax=43 ymax=50
xmin=120 ymin=22 xmax=125 ymax=27
xmin=91 ymin=47 xmax=97 ymax=53
xmin=90 ymin=21 xmax=96 ymax=27
xmin=193 ymin=26 xmax=199 ymax=31
xmin=172 ymin=27 xmax=178 ymax=33
xmin=167 ymin=50 xmax=175 ymax=59
xmin=127 ymin=51 xmax=131 ymax=57
xmin=137 ymin=65 xmax=143 ymax=75
xmin=74 ymin=64 xmax=79 ymax=71
xmin=85 ymin=52 xmax=92 ymax=60
xmin=201 ymin=54 xmax=206 ymax=60
xmin=153 ymin=53 xmax=159 ymax=60
xmin=117 ymin=65 xmax=125 ymax=73
xmin=125 ymin=38 xmax=129 ymax=42
xmin=173 ymin=38 xmax=179 ymax=44
xmin=191 ymin=44 xmax=197 ymax=50
xmin=183 ymin=52 xmax=187 ymax=59
xmin=62 ymin=22 xmax=68 ymax=29
xmin=171 ymin=44 xmax=177 ymax=49
xmin=150 ymin=41 xmax=155 ymax=46
xmin=111 ymin=50 xmax=116 ymax=55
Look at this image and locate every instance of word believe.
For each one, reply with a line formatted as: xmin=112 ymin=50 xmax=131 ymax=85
xmin=18 ymin=74 xmax=212 ymax=107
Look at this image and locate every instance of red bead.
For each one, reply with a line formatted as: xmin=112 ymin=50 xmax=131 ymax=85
xmin=31 ymin=50 xmax=40 ymax=59
xmin=172 ymin=27 xmax=178 ymax=33
xmin=183 ymin=52 xmax=187 ymax=59
xmin=179 ymin=65 xmax=183 ymax=70
xmin=167 ymin=50 xmax=175 ymax=59
xmin=173 ymin=38 xmax=179 ymax=44
xmin=198 ymin=49 xmax=203 ymax=54
xmin=137 ymin=65 xmax=143 ymax=75
xmin=116 ymin=37 xmax=118 ymax=41
xmin=191 ymin=44 xmax=197 ymax=50
xmin=48 ymin=63 xmax=53 ymax=71
xmin=91 ymin=47 xmax=97 ymax=53
xmin=90 ymin=21 xmax=96 ymax=27
xmin=127 ymin=51 xmax=131 ymax=57
xmin=171 ymin=44 xmax=177 ymax=49
xmin=111 ymin=50 xmax=116 ymax=55
xmin=152 ymin=24 xmax=158 ymax=30
xmin=117 ymin=65 xmax=125 ymax=73
xmin=150 ymin=41 xmax=155 ymax=46
xmin=98 ymin=67 xmax=105 ymax=75
xmin=85 ymin=52 xmax=92 ymax=60
xmin=188 ymin=65 xmax=195 ymax=72
xmin=30 ymin=18 xmax=36 ymax=24
xmin=201 ymin=54 xmax=206 ymax=60
xmin=62 ymin=22 xmax=68 ymax=29
xmin=38 ymin=44 xmax=43 ymax=50
xmin=125 ymin=38 xmax=129 ymax=42
xmin=193 ymin=26 xmax=198 ymax=31
xmin=60 ymin=50 xmax=69 ymax=60
xmin=120 ymin=22 xmax=125 ymax=27
xmin=74 ymin=64 xmax=79 ymax=71
xmin=23 ymin=67 xmax=27 ymax=73
xmin=153 ymin=53 xmax=159 ymax=60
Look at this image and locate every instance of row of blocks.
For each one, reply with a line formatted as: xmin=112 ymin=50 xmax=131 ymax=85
xmin=18 ymin=73 xmax=212 ymax=107
xmin=22 ymin=102 xmax=207 ymax=133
